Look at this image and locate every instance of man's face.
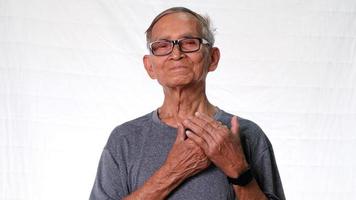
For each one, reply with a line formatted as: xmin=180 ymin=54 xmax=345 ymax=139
xmin=144 ymin=12 xmax=218 ymax=88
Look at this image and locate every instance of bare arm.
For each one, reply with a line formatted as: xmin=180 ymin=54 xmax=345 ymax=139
xmin=183 ymin=113 xmax=267 ymax=200
xmin=123 ymin=123 xmax=210 ymax=200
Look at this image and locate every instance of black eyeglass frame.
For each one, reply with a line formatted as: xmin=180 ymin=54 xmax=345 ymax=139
xmin=149 ymin=37 xmax=210 ymax=56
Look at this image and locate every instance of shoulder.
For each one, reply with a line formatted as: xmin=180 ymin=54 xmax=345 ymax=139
xmin=105 ymin=111 xmax=154 ymax=149
xmin=114 ymin=112 xmax=153 ymax=135
xmin=238 ymin=117 xmax=271 ymax=147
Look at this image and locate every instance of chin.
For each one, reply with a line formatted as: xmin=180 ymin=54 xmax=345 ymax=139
xmin=158 ymin=74 xmax=197 ymax=87
xmin=168 ymin=80 xmax=199 ymax=89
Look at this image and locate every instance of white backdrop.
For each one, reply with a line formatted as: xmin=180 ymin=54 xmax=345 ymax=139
xmin=1 ymin=0 xmax=355 ymax=199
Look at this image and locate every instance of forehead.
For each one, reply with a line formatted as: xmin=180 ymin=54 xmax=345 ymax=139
xmin=151 ymin=12 xmax=202 ymax=40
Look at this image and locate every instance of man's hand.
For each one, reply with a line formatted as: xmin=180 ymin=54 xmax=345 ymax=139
xmin=182 ymin=112 xmax=248 ymax=178
xmin=163 ymin=123 xmax=211 ymax=180
xmin=123 ymin=123 xmax=210 ymax=200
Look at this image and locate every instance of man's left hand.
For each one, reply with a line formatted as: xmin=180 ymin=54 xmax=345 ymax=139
xmin=182 ymin=112 xmax=249 ymax=178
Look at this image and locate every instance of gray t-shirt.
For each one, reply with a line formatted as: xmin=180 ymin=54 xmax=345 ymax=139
xmin=90 ymin=109 xmax=285 ymax=200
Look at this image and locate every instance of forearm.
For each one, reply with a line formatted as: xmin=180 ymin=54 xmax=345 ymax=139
xmin=123 ymin=164 xmax=188 ymax=200
xmin=233 ymin=178 xmax=267 ymax=200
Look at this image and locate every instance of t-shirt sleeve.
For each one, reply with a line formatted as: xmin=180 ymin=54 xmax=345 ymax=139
xmin=252 ymin=137 xmax=286 ymax=200
xmin=89 ymin=147 xmax=129 ymax=200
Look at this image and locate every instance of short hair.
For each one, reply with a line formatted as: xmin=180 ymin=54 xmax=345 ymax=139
xmin=145 ymin=7 xmax=215 ymax=49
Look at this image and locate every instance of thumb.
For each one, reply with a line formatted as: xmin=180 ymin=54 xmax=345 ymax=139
xmin=176 ymin=123 xmax=186 ymax=142
xmin=230 ymin=116 xmax=239 ymax=136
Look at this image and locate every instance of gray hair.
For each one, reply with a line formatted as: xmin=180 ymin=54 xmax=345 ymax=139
xmin=145 ymin=7 xmax=215 ymax=49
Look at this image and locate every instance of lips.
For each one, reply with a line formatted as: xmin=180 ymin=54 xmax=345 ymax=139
xmin=169 ymin=65 xmax=188 ymax=71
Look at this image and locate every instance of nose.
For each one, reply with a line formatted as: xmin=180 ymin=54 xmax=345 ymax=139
xmin=170 ymin=43 xmax=184 ymax=59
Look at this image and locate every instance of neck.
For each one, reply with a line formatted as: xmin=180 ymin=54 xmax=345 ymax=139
xmin=158 ymin=83 xmax=216 ymax=127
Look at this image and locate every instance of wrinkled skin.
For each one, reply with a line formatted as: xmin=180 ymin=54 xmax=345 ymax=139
xmin=163 ymin=123 xmax=211 ymax=179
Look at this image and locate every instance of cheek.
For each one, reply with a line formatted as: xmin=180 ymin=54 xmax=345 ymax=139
xmin=192 ymin=54 xmax=210 ymax=74
xmin=151 ymin=61 xmax=164 ymax=75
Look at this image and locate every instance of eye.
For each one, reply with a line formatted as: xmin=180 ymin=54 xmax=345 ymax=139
xmin=180 ymin=39 xmax=199 ymax=50
xmin=151 ymin=41 xmax=171 ymax=51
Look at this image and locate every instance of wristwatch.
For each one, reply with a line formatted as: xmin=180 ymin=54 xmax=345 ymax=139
xmin=227 ymin=168 xmax=253 ymax=186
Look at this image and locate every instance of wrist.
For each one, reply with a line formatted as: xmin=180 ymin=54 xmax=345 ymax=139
xmin=227 ymin=159 xmax=249 ymax=178
xmin=227 ymin=167 xmax=254 ymax=186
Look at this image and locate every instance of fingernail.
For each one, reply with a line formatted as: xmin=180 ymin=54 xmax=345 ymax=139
xmin=195 ymin=112 xmax=199 ymax=116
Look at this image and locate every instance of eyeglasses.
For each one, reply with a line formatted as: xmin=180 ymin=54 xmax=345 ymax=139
xmin=149 ymin=37 xmax=210 ymax=56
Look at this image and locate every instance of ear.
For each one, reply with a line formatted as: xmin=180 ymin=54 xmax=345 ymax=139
xmin=143 ymin=55 xmax=157 ymax=79
xmin=207 ymin=47 xmax=220 ymax=72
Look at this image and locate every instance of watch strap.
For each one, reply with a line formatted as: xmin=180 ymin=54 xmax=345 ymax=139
xmin=227 ymin=168 xmax=253 ymax=186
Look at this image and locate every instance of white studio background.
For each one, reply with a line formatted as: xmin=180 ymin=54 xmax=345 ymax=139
xmin=1 ymin=0 xmax=355 ymax=199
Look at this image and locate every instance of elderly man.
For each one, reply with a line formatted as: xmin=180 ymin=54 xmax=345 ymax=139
xmin=90 ymin=7 xmax=285 ymax=200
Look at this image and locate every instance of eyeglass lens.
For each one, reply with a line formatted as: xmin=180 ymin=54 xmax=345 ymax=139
xmin=151 ymin=38 xmax=201 ymax=56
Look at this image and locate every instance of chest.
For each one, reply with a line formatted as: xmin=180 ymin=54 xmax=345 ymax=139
xmin=125 ymin=127 xmax=235 ymax=199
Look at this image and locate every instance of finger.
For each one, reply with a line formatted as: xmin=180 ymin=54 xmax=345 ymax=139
xmin=230 ymin=116 xmax=239 ymax=136
xmin=183 ymin=119 xmax=215 ymax=145
xmin=176 ymin=123 xmax=186 ymax=142
xmin=191 ymin=116 xmax=215 ymax=134
xmin=188 ymin=117 xmax=229 ymax=151
xmin=195 ymin=112 xmax=221 ymax=129
xmin=192 ymin=114 xmax=223 ymax=136
xmin=185 ymin=130 xmax=209 ymax=151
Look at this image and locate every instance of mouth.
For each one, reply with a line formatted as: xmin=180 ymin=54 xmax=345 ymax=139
xmin=169 ymin=65 xmax=188 ymax=71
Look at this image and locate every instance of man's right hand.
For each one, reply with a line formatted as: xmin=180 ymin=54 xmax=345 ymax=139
xmin=123 ymin=123 xmax=210 ymax=200
xmin=163 ymin=123 xmax=211 ymax=180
